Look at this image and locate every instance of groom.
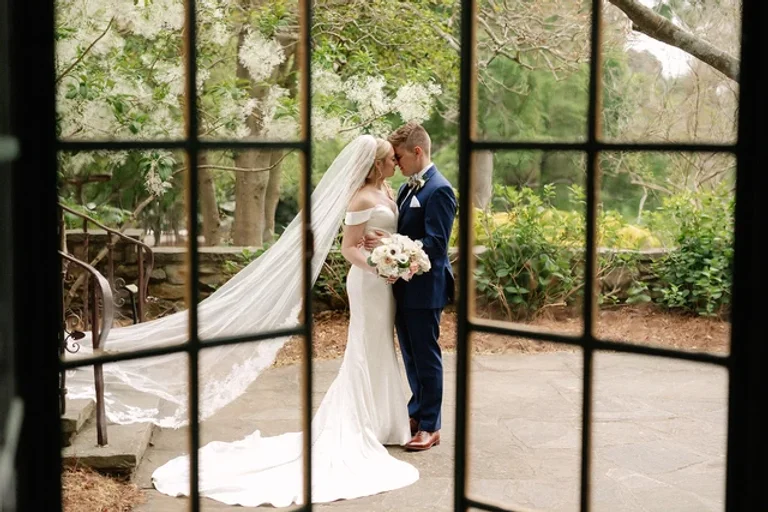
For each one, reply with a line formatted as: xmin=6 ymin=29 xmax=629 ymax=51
xmin=369 ymin=122 xmax=456 ymax=451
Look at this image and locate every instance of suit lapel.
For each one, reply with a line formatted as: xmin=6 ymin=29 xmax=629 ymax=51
xmin=396 ymin=183 xmax=409 ymax=208
xmin=398 ymin=165 xmax=438 ymax=220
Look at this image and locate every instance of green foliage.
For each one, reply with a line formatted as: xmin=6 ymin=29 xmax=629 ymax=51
xmin=61 ymin=201 xmax=132 ymax=229
xmin=468 ymin=183 xmax=733 ymax=319
xmin=314 ymin=233 xmax=350 ymax=310
xmin=473 ymin=185 xmax=585 ymax=319
xmin=649 ymin=186 xmax=734 ymax=316
xmin=222 ymin=246 xmax=270 ymax=278
xmin=314 ymin=0 xmax=458 ymax=87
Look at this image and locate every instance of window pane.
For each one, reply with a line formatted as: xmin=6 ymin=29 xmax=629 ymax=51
xmin=471 ymin=150 xmax=587 ymax=338
xmin=55 ymin=0 xmax=184 ymax=141
xmin=591 ymin=351 xmax=727 ymax=511
xmin=467 ymin=337 xmax=583 ymax=511
xmin=197 ymin=0 xmax=301 ymax=142
xmin=596 ymin=151 xmax=733 ymax=356
xmin=475 ymin=0 xmax=591 ymax=142
xmin=601 ymin=0 xmax=741 ymax=144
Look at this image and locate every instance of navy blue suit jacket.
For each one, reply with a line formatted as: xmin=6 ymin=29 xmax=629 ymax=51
xmin=393 ymin=165 xmax=457 ymax=309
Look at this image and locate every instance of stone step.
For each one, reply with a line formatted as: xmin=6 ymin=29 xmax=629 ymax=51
xmin=61 ymin=398 xmax=95 ymax=447
xmin=62 ymin=419 xmax=156 ymax=477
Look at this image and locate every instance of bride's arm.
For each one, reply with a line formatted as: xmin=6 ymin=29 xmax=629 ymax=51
xmin=341 ymin=223 xmax=377 ymax=274
xmin=341 ymin=193 xmax=378 ymax=274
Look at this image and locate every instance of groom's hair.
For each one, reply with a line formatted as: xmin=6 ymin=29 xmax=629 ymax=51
xmin=388 ymin=122 xmax=431 ymax=156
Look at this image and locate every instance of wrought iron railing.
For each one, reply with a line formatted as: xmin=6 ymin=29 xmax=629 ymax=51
xmin=59 ymin=203 xmax=154 ymax=323
xmin=59 ymin=251 xmax=113 ymax=446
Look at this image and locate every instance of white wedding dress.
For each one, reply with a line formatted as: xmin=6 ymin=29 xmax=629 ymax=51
xmin=151 ymin=203 xmax=419 ymax=507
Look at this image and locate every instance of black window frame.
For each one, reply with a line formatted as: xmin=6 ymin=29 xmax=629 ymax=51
xmin=2 ymin=0 xmax=766 ymax=510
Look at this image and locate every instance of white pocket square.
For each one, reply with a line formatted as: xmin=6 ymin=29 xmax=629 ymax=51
xmin=409 ymin=196 xmax=421 ymax=208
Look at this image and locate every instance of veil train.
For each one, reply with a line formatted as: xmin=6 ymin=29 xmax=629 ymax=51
xmin=65 ymin=135 xmax=378 ymax=428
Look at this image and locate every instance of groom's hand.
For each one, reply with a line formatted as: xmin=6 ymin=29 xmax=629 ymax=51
xmin=361 ymin=230 xmax=386 ymax=250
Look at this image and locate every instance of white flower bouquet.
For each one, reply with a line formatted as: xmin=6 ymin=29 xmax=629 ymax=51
xmin=367 ymin=233 xmax=431 ymax=281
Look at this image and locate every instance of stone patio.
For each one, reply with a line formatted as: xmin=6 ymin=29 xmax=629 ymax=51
xmin=135 ymin=352 xmax=727 ymax=511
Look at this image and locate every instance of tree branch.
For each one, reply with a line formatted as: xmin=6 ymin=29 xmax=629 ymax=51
xmin=172 ymin=150 xmax=293 ymax=176
xmin=608 ymin=0 xmax=739 ymax=81
xmin=56 ymin=18 xmax=115 ymax=84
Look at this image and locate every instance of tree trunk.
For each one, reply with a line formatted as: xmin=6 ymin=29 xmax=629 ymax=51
xmin=230 ymin=17 xmax=298 ymax=246
xmin=198 ymin=155 xmax=221 ymax=246
xmin=473 ymin=150 xmax=494 ymax=210
xmin=262 ymin=150 xmax=283 ymax=241
xmin=232 ymin=150 xmax=271 ymax=246
xmin=231 ymin=23 xmax=270 ymax=247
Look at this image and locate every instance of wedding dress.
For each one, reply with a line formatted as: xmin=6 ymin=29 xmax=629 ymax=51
xmin=151 ymin=203 xmax=419 ymax=506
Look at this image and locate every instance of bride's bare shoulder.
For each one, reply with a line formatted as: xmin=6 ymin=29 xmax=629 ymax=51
xmin=348 ymin=188 xmax=376 ymax=212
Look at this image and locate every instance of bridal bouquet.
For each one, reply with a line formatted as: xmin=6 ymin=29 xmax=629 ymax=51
xmin=367 ymin=233 xmax=431 ymax=281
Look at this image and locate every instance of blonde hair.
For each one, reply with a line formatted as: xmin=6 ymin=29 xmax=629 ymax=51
xmin=365 ymin=138 xmax=394 ymax=199
xmin=388 ymin=121 xmax=431 ymax=156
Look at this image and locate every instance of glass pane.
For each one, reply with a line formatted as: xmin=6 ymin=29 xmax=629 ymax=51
xmin=194 ymin=147 xmax=304 ymax=343
xmin=197 ymin=0 xmax=301 ymax=142
xmin=471 ymin=150 xmax=586 ymax=339
xmin=596 ymin=151 xmax=733 ymax=356
xmin=602 ymin=0 xmax=741 ymax=144
xmin=63 ymin=353 xmax=189 ymax=509
xmin=57 ymin=149 xmax=188 ymax=350
xmin=475 ymin=0 xmax=591 ymax=141
xmin=467 ymin=336 xmax=582 ymax=511
xmin=55 ymin=0 xmax=184 ymax=141
xmin=591 ymin=351 xmax=727 ymax=511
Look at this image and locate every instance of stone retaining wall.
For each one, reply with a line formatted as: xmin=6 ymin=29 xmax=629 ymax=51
xmin=65 ymin=230 xmax=671 ymax=313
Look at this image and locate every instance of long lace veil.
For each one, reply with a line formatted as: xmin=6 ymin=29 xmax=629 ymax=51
xmin=65 ymin=135 xmax=378 ymax=427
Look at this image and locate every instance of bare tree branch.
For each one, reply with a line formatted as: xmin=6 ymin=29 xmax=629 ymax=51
xmin=608 ymin=0 xmax=739 ymax=81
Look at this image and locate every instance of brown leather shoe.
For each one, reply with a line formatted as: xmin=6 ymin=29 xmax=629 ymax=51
xmin=405 ymin=430 xmax=440 ymax=452
xmin=409 ymin=418 xmax=419 ymax=436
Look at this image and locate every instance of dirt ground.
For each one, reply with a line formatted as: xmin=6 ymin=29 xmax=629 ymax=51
xmin=273 ymin=305 xmax=730 ymax=367
xmin=62 ymin=466 xmax=145 ymax=512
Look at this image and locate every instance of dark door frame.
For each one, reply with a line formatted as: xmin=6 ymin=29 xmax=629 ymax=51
xmin=2 ymin=0 xmax=766 ymax=510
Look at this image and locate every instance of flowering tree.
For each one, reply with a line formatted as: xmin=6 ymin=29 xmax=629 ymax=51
xmin=56 ymin=0 xmax=447 ymax=246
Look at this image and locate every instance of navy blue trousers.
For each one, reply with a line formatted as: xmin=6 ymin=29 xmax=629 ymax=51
xmin=395 ymin=306 xmax=443 ymax=432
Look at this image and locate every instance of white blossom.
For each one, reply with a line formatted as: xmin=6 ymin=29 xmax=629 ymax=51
xmin=56 ymin=39 xmax=79 ymax=71
xmin=393 ymin=82 xmax=442 ymax=123
xmin=311 ymin=107 xmax=343 ymax=140
xmin=312 ymin=69 xmax=343 ymax=96
xmin=107 ymin=151 xmax=129 ymax=167
xmin=156 ymin=63 xmax=185 ymax=98
xmin=143 ymin=151 xmax=176 ymax=197
xmin=148 ymin=106 xmax=183 ymax=138
xmin=116 ymin=0 xmax=184 ymax=40
xmin=344 ymin=76 xmax=390 ymax=118
xmin=81 ymin=100 xmax=116 ymax=138
xmin=265 ymin=117 xmax=299 ymax=140
xmin=261 ymin=85 xmax=289 ymax=124
xmin=207 ymin=21 xmax=231 ymax=46
xmin=238 ymin=30 xmax=285 ymax=82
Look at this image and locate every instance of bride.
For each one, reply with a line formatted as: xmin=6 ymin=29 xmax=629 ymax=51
xmin=138 ymin=135 xmax=419 ymax=506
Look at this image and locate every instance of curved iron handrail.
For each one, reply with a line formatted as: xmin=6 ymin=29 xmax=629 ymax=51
xmin=60 ymin=203 xmax=154 ymax=321
xmin=59 ymin=251 xmax=113 ymax=446
xmin=60 ymin=252 xmax=114 ymax=343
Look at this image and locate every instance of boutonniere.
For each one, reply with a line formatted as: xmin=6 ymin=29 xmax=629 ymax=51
xmin=408 ymin=176 xmax=429 ymax=191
